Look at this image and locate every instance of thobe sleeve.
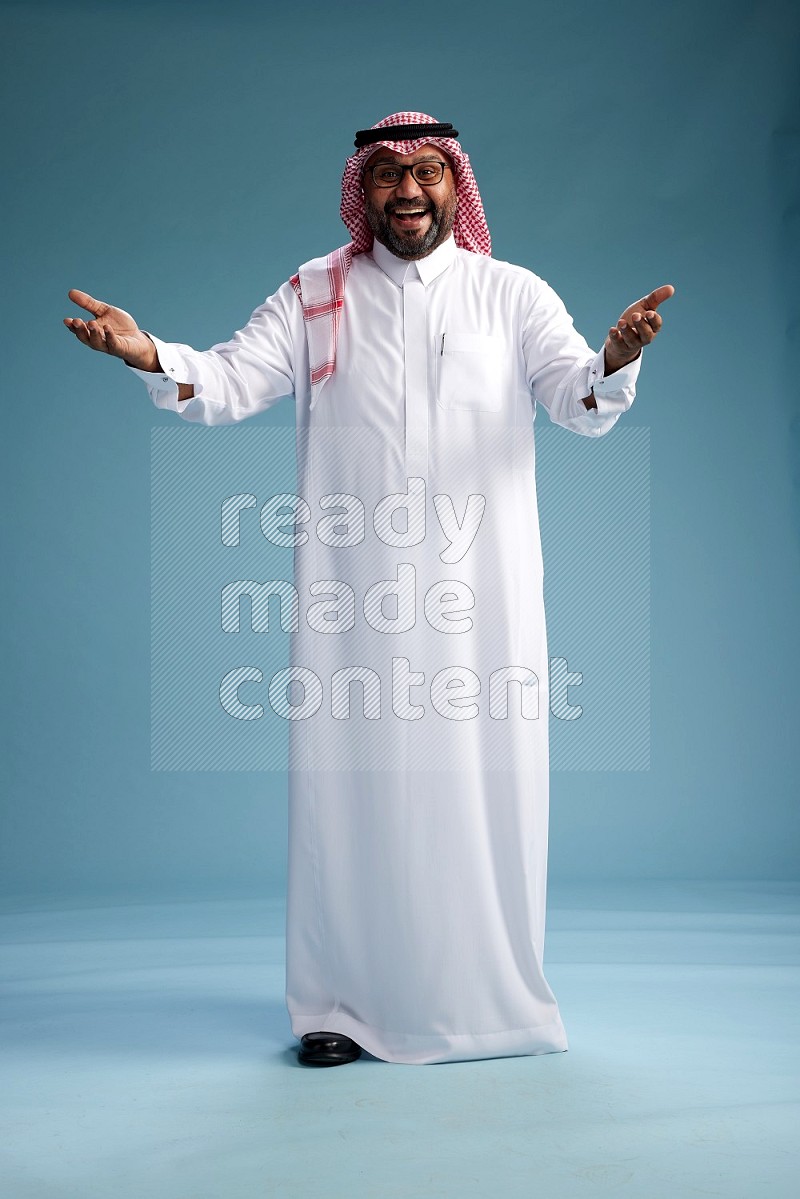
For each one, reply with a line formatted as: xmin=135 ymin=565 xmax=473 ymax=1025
xmin=125 ymin=281 xmax=304 ymax=426
xmin=520 ymin=276 xmax=641 ymax=438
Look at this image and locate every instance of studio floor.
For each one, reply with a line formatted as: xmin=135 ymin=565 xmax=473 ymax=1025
xmin=1 ymin=881 xmax=797 ymax=1198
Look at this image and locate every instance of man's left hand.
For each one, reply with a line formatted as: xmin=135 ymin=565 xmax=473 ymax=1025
xmin=605 ymin=284 xmax=675 ymax=374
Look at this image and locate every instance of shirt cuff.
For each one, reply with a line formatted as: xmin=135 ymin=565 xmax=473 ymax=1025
xmin=125 ymin=333 xmax=194 ymax=414
xmin=586 ymin=347 xmax=641 ymax=418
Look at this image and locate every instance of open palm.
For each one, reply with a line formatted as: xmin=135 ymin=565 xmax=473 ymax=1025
xmin=605 ymin=283 xmax=675 ymax=370
xmin=63 ymin=289 xmax=158 ymax=371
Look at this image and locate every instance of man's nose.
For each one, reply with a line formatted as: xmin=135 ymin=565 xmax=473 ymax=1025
xmin=395 ymin=168 xmax=424 ymax=199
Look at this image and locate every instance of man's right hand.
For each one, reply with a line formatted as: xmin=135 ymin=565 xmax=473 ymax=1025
xmin=63 ymin=289 xmax=160 ymax=372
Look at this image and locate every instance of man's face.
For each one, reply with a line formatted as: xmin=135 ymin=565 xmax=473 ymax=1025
xmin=361 ymin=144 xmax=457 ymax=260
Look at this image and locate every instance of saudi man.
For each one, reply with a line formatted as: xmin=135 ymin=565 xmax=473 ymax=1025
xmin=64 ymin=112 xmax=673 ymax=1068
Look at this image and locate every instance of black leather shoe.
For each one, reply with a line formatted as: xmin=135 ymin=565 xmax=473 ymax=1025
xmin=298 ymin=1030 xmax=362 ymax=1067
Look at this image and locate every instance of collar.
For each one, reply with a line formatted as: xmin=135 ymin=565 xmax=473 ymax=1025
xmin=370 ymin=233 xmax=457 ymax=288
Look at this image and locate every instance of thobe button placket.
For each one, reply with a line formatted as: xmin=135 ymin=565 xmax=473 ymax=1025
xmin=402 ymin=274 xmax=429 ymax=480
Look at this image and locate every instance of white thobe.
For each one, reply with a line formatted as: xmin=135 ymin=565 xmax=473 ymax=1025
xmin=131 ymin=234 xmax=640 ymax=1064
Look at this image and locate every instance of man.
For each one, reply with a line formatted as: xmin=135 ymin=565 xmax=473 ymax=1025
xmin=64 ymin=111 xmax=672 ymax=1068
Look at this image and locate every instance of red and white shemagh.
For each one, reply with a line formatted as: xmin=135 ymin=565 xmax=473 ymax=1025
xmin=290 ymin=111 xmax=491 ymax=406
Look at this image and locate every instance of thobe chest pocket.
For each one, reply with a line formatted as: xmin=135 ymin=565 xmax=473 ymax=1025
xmin=435 ymin=333 xmax=504 ymax=412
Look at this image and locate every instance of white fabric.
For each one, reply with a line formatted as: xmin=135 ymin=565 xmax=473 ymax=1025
xmin=130 ymin=235 xmax=640 ymax=1064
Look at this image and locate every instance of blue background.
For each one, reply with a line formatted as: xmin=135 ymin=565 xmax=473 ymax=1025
xmin=3 ymin=0 xmax=798 ymax=901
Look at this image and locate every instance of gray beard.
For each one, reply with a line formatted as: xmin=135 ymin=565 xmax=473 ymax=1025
xmin=365 ymin=197 xmax=456 ymax=260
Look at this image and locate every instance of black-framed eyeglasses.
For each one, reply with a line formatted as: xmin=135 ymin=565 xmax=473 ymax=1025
xmin=364 ymin=161 xmax=451 ymax=188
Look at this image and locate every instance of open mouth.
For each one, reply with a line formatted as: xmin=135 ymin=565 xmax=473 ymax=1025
xmin=390 ymin=208 xmax=432 ymax=227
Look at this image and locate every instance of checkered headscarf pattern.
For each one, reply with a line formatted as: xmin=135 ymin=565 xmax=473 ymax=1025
xmin=290 ymin=112 xmax=491 ymax=406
